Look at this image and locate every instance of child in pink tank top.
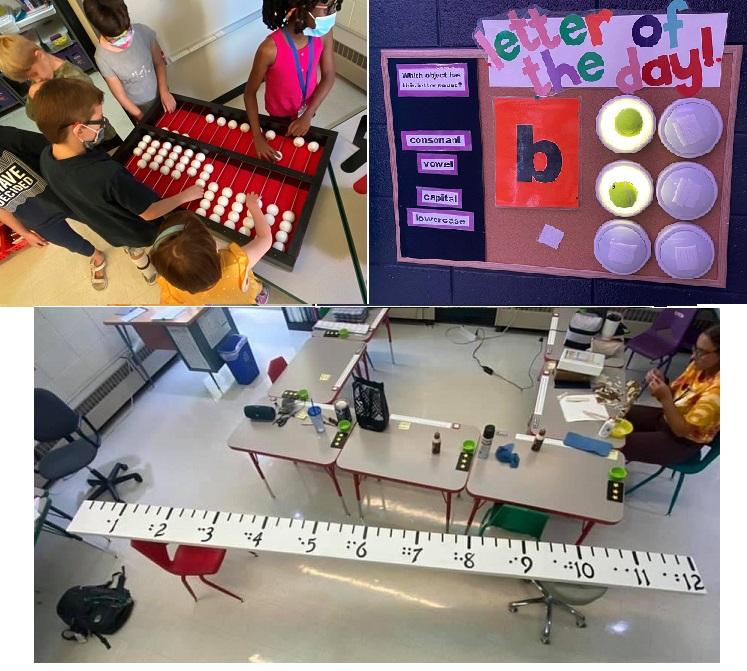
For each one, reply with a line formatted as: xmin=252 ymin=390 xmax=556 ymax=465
xmin=243 ymin=1 xmax=342 ymax=162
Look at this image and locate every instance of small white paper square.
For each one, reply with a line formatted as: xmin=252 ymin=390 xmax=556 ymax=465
xmin=608 ymin=241 xmax=636 ymax=264
xmin=537 ymin=224 xmax=564 ymax=249
xmin=675 ymin=245 xmax=698 ymax=271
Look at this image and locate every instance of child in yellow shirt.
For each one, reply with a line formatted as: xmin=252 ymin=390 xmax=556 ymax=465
xmin=150 ymin=193 xmax=273 ymax=305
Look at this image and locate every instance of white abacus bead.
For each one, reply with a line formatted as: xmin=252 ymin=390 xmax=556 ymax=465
xmin=279 ymin=220 xmax=292 ymax=233
xmin=206 ymin=113 xmax=215 ymax=123
xmin=184 ymin=149 xmax=194 ymax=158
xmin=265 ymin=130 xmax=276 ymax=140
xmin=207 ymin=182 xmax=219 ymax=193
xmin=221 ymin=187 xmax=233 ymax=198
xmin=159 ymin=165 xmax=170 ymax=175
xmin=137 ymin=140 xmax=147 ymax=148
xmin=174 ymin=164 xmax=185 ymax=173
xmin=235 ymin=193 xmax=247 ymax=204
xmin=157 ymin=149 xmax=168 ymax=157
xmin=154 ymin=155 xmax=164 ymax=164
xmin=272 ymin=241 xmax=285 ymax=252
xmin=196 ymin=207 xmax=207 ymax=216
xmin=173 ymin=145 xmax=183 ymax=154
xmin=217 ymin=117 xmax=226 ymax=126
xmin=165 ymin=159 xmax=175 ymax=168
xmin=282 ymin=210 xmax=296 ymax=223
xmin=240 ymin=123 xmax=250 ymax=133
xmin=137 ymin=159 xmax=148 ymax=169
xmin=162 ymin=141 xmax=172 ymax=150
xmin=179 ymin=156 xmax=190 ymax=165
xmin=204 ymin=190 xmax=215 ymax=201
xmin=143 ymin=151 xmax=155 ymax=160
xmin=199 ymin=199 xmax=211 ymax=209
xmin=217 ymin=196 xmax=229 ymax=207
xmin=190 ymin=160 xmax=202 ymax=169
xmin=257 ymin=198 xmax=263 ymax=209
xmin=231 ymin=202 xmax=243 ymax=213
xmin=168 ymin=152 xmax=178 ymax=161
xmin=203 ymin=164 xmax=214 ymax=174
xmin=275 ymin=230 xmax=288 ymax=243
xmin=228 ymin=120 xmax=238 ymax=129
xmin=293 ymin=136 xmax=305 ymax=147
xmin=133 ymin=147 xmax=144 ymax=156
xmin=149 ymin=161 xmax=159 ymax=170
xmin=151 ymin=140 xmax=161 ymax=148
xmin=196 ymin=178 xmax=206 ymax=187
xmin=239 ymin=226 xmax=250 ymax=235
xmin=265 ymin=213 xmax=276 ymax=226
xmin=171 ymin=170 xmax=182 ymax=179
xmin=274 ymin=151 xmax=283 ymax=161
xmin=242 ymin=216 xmax=254 ymax=229
xmin=161 ymin=127 xmax=169 ymax=132
xmin=266 ymin=203 xmax=279 ymax=216
xmin=187 ymin=167 xmax=198 ymax=177
xmin=182 ymin=133 xmax=189 ymax=137
xmin=199 ymin=171 xmax=210 ymax=181
xmin=209 ymin=214 xmax=221 ymax=223
xmin=307 ymin=141 xmax=320 ymax=153
xmin=224 ymin=221 xmax=235 ymax=229
xmin=142 ymin=134 xmax=152 ymax=143
xmin=196 ymin=152 xmax=206 ymax=161
xmin=228 ymin=211 xmax=241 ymax=223
xmin=213 ymin=205 xmax=225 ymax=216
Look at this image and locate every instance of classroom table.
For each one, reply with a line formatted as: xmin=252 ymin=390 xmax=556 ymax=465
xmin=104 ymin=307 xmax=237 ymax=389
xmin=312 ymin=307 xmax=396 ymax=366
xmin=465 ymin=435 xmax=625 ymax=544
xmin=226 ymin=404 xmax=350 ymax=515
xmin=533 ymin=363 xmax=627 ymax=449
xmin=335 ymin=415 xmax=481 ymax=532
xmin=267 ymin=337 xmax=368 ymax=404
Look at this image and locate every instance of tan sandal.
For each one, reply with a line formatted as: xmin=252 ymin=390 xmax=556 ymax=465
xmin=91 ymin=256 xmax=108 ymax=291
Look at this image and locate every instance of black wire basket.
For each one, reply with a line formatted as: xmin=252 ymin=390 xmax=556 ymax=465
xmin=352 ymin=375 xmax=389 ymax=432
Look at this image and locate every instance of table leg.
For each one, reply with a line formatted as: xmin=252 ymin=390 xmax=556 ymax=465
xmin=362 ymin=354 xmax=370 ymax=379
xmin=576 ymin=520 xmax=596 ymax=545
xmin=365 ymin=351 xmax=376 ymax=371
xmin=43 ymin=520 xmax=116 ymax=556
xmin=208 ymin=371 xmax=222 ymax=393
xmin=384 ymin=315 xmax=395 ymax=364
xmin=445 ymin=491 xmax=452 ymax=533
xmin=465 ymin=497 xmax=485 ymax=531
xmin=115 ymin=324 xmax=154 ymax=388
xmin=353 ymin=473 xmax=363 ymax=518
xmin=49 ymin=504 xmax=73 ymax=521
xmin=246 ymin=452 xmax=276 ymax=499
xmin=325 ymin=465 xmax=350 ymax=516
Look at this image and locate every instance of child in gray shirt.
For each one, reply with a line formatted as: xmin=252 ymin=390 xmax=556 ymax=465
xmin=84 ymin=0 xmax=176 ymax=121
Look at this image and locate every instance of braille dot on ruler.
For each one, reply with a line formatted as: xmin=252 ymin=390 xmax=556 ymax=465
xmin=453 ymin=553 xmax=459 ymax=560
xmin=625 ymin=568 xmax=629 ymax=572
xmin=553 ymin=560 xmax=557 ymax=564
xmin=662 ymin=573 xmax=667 ymax=577
xmin=613 ymin=567 xmax=618 ymax=571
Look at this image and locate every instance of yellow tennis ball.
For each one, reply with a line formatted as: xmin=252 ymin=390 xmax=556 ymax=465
xmin=609 ymin=181 xmax=638 ymax=208
xmin=614 ymin=108 xmax=644 ymax=137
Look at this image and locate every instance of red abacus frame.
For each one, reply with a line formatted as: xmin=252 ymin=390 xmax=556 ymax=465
xmin=112 ymin=94 xmax=338 ymax=270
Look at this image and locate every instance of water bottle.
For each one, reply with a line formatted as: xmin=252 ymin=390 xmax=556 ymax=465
xmin=531 ymin=428 xmax=546 ymax=452
xmin=334 ymin=399 xmax=353 ymax=423
xmin=478 ymin=424 xmax=495 ymax=459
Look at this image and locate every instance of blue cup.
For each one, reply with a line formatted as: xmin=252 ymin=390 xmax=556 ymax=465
xmin=308 ymin=405 xmax=325 ymax=433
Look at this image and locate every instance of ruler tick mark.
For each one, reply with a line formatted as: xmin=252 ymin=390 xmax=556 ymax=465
xmin=119 ymin=504 xmax=128 ymax=517
xmin=687 ymin=557 xmax=696 ymax=571
xmin=213 ymin=512 xmax=220 ymax=524
xmin=166 ymin=508 xmax=173 ymax=521
xmin=262 ymin=516 xmax=269 ymax=530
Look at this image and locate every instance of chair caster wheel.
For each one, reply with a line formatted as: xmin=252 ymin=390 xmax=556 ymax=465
xmin=133 ymin=474 xmax=143 ymax=483
xmin=508 ymin=606 xmax=518 ymax=613
xmin=541 ymin=636 xmax=550 ymax=645
xmin=119 ymin=463 xmax=128 ymax=471
xmin=576 ymin=620 xmax=587 ymax=628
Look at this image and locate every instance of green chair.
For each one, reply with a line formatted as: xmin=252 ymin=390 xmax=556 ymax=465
xmin=480 ymin=505 xmax=607 ymax=645
xmin=625 ymin=432 xmax=720 ymax=515
xmin=479 ymin=503 xmax=548 ymax=539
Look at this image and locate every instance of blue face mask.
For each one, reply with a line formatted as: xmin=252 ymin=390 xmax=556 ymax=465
xmin=304 ymin=12 xmax=336 ymax=37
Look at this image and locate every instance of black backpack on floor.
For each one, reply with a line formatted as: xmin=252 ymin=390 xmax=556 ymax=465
xmin=56 ymin=567 xmax=134 ymax=649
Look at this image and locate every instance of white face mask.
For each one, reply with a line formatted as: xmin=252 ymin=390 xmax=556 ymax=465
xmin=304 ymin=12 xmax=336 ymax=37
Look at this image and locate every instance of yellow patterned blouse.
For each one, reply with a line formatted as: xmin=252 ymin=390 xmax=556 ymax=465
xmin=669 ymin=362 xmax=720 ymax=444
xmin=157 ymin=243 xmax=263 ymax=305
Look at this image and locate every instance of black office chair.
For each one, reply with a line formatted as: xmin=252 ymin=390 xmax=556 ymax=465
xmin=34 ymin=388 xmax=142 ymax=502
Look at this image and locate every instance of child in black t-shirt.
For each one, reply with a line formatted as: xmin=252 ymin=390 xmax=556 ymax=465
xmin=33 ymin=78 xmax=202 ymax=284
xmin=0 ymin=126 xmax=108 ymax=289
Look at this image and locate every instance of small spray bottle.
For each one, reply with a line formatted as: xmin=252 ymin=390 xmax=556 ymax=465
xmin=531 ymin=428 xmax=546 ymax=452
xmin=432 ymin=431 xmax=441 ymax=455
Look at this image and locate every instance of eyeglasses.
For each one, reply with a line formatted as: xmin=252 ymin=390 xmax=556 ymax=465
xmin=693 ymin=346 xmax=718 ymax=358
xmin=312 ymin=2 xmax=337 ymax=17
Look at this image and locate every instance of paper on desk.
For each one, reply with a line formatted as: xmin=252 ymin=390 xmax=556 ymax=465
xmin=559 ymin=395 xmax=609 ymax=422
xmin=117 ymin=307 xmax=147 ymax=322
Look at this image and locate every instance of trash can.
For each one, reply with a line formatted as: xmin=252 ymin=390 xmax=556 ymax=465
xmin=217 ymin=334 xmax=259 ymax=384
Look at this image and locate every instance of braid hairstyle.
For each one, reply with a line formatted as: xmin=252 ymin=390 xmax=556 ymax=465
xmin=262 ymin=0 xmax=343 ymax=34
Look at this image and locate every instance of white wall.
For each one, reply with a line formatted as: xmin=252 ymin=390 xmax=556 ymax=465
xmin=34 ymin=308 xmax=133 ymax=406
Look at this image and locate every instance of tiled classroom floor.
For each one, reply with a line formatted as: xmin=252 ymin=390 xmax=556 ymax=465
xmin=34 ymin=309 xmax=719 ymax=662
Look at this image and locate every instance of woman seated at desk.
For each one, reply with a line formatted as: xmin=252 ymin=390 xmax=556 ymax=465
xmin=621 ymin=325 xmax=719 ymax=466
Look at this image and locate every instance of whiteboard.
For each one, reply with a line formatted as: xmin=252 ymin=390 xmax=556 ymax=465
xmin=76 ymin=0 xmax=262 ymax=59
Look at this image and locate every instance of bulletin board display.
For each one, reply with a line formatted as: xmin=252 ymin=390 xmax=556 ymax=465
xmin=382 ymin=47 xmax=741 ymax=287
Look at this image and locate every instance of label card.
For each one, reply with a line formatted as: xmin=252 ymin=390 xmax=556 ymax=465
xmin=416 ymin=186 xmax=463 ymax=209
xmin=401 ymin=131 xmax=472 ymax=152
xmin=417 ymin=153 xmax=458 ymax=175
xmin=397 ymin=62 xmax=470 ymax=97
xmin=407 ymin=208 xmax=475 ymax=231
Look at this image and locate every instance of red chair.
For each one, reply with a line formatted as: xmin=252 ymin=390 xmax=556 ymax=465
xmin=131 ymin=540 xmax=244 ymax=603
xmin=267 ymin=356 xmax=288 ymax=383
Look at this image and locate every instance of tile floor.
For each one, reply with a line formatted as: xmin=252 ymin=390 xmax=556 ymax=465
xmin=33 ymin=309 xmax=719 ymax=662
xmin=1 ymin=71 xmax=364 ymax=306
